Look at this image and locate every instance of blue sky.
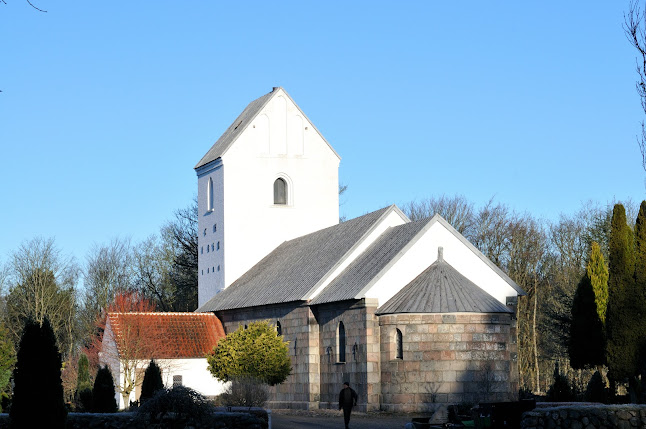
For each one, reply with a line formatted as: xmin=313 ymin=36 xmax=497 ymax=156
xmin=1 ymin=1 xmax=644 ymax=267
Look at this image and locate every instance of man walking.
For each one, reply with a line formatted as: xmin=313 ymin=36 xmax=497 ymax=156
xmin=338 ymin=381 xmax=358 ymax=429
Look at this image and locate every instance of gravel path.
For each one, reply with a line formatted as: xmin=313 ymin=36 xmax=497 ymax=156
xmin=271 ymin=409 xmax=414 ymax=429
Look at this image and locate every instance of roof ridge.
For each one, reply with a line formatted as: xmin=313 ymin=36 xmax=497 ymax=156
xmin=302 ymin=205 xmax=408 ymax=301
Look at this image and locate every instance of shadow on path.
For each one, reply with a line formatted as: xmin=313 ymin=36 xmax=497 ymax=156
xmin=271 ymin=410 xmax=412 ymax=429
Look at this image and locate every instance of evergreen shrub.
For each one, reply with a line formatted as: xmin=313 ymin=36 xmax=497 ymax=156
xmin=10 ymin=318 xmax=66 ymax=429
xmin=140 ymin=359 xmax=164 ymax=402
xmin=584 ymin=370 xmax=607 ymax=403
xmin=92 ymin=365 xmax=117 ymax=413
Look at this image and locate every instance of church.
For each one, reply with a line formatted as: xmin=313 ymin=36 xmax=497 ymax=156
xmin=194 ymin=87 xmax=524 ymax=412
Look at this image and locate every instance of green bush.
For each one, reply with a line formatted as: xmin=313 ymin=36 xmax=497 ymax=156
xmin=546 ymin=364 xmax=575 ymax=402
xmin=136 ymin=385 xmax=215 ymax=426
xmin=92 ymin=365 xmax=117 ymax=413
xmin=207 ymin=321 xmax=291 ymax=386
xmin=584 ymin=371 xmax=607 ymax=403
xmin=219 ymin=376 xmax=269 ymax=407
xmin=75 ymin=353 xmax=92 ymax=411
xmin=140 ymin=360 xmax=164 ymax=402
xmin=10 ymin=318 xmax=66 ymax=429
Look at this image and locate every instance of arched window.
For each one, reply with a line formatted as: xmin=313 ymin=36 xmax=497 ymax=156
xmin=276 ymin=321 xmax=282 ymax=336
xmin=337 ymin=321 xmax=346 ymax=363
xmin=273 ymin=178 xmax=287 ymax=205
xmin=396 ymin=329 xmax=403 ymax=359
xmin=207 ymin=177 xmax=214 ymax=211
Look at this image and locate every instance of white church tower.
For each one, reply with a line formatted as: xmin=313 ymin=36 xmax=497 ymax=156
xmin=195 ymin=88 xmax=341 ymax=308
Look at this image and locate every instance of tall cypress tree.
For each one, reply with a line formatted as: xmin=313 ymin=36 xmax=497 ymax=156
xmin=633 ymin=201 xmax=646 ymax=398
xmin=570 ymin=246 xmax=606 ymax=369
xmin=588 ymin=242 xmax=609 ymax=325
xmin=10 ymin=318 xmax=66 ymax=429
xmin=606 ymin=204 xmax=637 ymax=389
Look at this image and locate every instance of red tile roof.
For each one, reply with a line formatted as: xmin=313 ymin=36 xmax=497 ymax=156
xmin=106 ymin=312 xmax=225 ymax=359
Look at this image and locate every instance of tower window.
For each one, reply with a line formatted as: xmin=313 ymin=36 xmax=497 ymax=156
xmin=200 ymin=247 xmax=203 ymax=254
xmin=276 ymin=321 xmax=282 ymax=336
xmin=213 ymin=224 xmax=217 ymax=232
xmin=273 ymin=178 xmax=287 ymax=205
xmin=217 ymin=241 xmax=220 ymax=250
xmin=337 ymin=321 xmax=346 ymax=363
xmin=217 ymin=265 xmax=220 ymax=271
xmin=207 ymin=177 xmax=214 ymax=211
xmin=396 ymin=328 xmax=403 ymax=360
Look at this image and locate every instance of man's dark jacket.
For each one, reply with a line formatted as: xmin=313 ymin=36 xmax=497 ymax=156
xmin=339 ymin=386 xmax=358 ymax=409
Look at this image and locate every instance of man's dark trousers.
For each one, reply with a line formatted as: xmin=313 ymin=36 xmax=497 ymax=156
xmin=343 ymin=404 xmax=352 ymax=428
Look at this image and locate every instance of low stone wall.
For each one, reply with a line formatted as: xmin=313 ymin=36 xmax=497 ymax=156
xmin=0 ymin=410 xmax=269 ymax=429
xmin=521 ymin=405 xmax=646 ymax=428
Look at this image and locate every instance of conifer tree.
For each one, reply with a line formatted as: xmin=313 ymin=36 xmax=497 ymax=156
xmin=588 ymin=242 xmax=609 ymax=325
xmin=92 ymin=365 xmax=117 ymax=413
xmin=0 ymin=322 xmax=16 ymax=413
xmin=75 ymin=353 xmax=92 ymax=411
xmin=606 ymin=204 xmax=637 ymax=389
xmin=10 ymin=318 xmax=66 ymax=429
xmin=632 ymin=200 xmax=646 ymax=396
xmin=570 ymin=271 xmax=605 ymax=368
xmin=140 ymin=359 xmax=164 ymax=402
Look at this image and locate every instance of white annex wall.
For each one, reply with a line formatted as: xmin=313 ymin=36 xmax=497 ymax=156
xmin=364 ymin=217 xmax=520 ymax=307
xmin=113 ymin=358 xmax=228 ymax=409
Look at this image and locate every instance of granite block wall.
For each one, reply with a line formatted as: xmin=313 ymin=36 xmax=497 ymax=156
xmin=314 ymin=298 xmax=381 ymax=412
xmin=379 ymin=312 xmax=518 ymax=412
xmin=216 ymin=302 xmax=320 ymax=410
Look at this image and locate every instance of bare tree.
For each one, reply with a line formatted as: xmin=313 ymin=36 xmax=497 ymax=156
xmin=132 ymin=235 xmax=175 ymax=311
xmin=401 ymin=194 xmax=475 ymax=236
xmin=80 ymin=238 xmax=134 ymax=344
xmin=4 ymin=237 xmax=79 ymax=358
xmin=625 ymin=0 xmax=646 ymax=171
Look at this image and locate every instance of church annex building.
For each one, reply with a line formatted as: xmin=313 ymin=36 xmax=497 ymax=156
xmin=191 ymin=87 xmax=525 ymax=412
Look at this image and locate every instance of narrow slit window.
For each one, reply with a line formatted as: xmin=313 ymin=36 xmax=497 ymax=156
xmin=207 ymin=177 xmax=214 ymax=211
xmin=274 ymin=178 xmax=287 ymax=205
xmin=337 ymin=321 xmax=346 ymax=363
xmin=396 ymin=329 xmax=403 ymax=359
xmin=276 ymin=321 xmax=282 ymax=336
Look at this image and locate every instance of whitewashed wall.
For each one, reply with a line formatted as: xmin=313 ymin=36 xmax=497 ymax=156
xmin=364 ymin=215 xmax=519 ymax=307
xmin=198 ymin=88 xmax=341 ymax=307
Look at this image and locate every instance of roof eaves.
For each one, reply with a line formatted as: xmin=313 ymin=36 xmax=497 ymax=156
xmin=429 ymin=214 xmax=526 ymax=296
xmin=301 ymin=204 xmax=406 ymax=301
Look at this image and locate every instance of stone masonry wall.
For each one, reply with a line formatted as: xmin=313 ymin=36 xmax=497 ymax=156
xmin=521 ymin=405 xmax=646 ymax=429
xmin=314 ymin=299 xmax=381 ymax=412
xmin=216 ymin=302 xmax=320 ymax=410
xmin=379 ymin=312 xmax=518 ymax=413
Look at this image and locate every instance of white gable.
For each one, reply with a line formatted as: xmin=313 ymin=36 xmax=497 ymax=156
xmin=362 ymin=214 xmax=520 ymax=307
xmin=197 ymin=88 xmax=341 ymax=307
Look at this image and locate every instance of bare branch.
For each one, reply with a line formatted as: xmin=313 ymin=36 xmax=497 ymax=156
xmin=624 ymin=0 xmax=646 ymax=171
xmin=25 ymin=0 xmax=46 ymax=12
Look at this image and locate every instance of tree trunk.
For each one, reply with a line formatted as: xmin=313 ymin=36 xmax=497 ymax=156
xmin=533 ymin=277 xmax=540 ymax=393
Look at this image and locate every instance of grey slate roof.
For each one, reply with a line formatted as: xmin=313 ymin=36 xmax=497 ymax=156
xmin=195 ymin=90 xmax=274 ymax=169
xmin=309 ymin=218 xmax=430 ymax=305
xmin=197 ymin=206 xmax=394 ymax=312
xmin=376 ymin=258 xmax=513 ymax=315
xmin=194 ymin=87 xmax=340 ymax=170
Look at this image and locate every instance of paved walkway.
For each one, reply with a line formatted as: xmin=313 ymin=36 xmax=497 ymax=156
xmin=271 ymin=409 xmax=412 ymax=429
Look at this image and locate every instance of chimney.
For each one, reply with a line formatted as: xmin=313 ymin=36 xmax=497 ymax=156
xmin=438 ymin=246 xmax=444 ymax=262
